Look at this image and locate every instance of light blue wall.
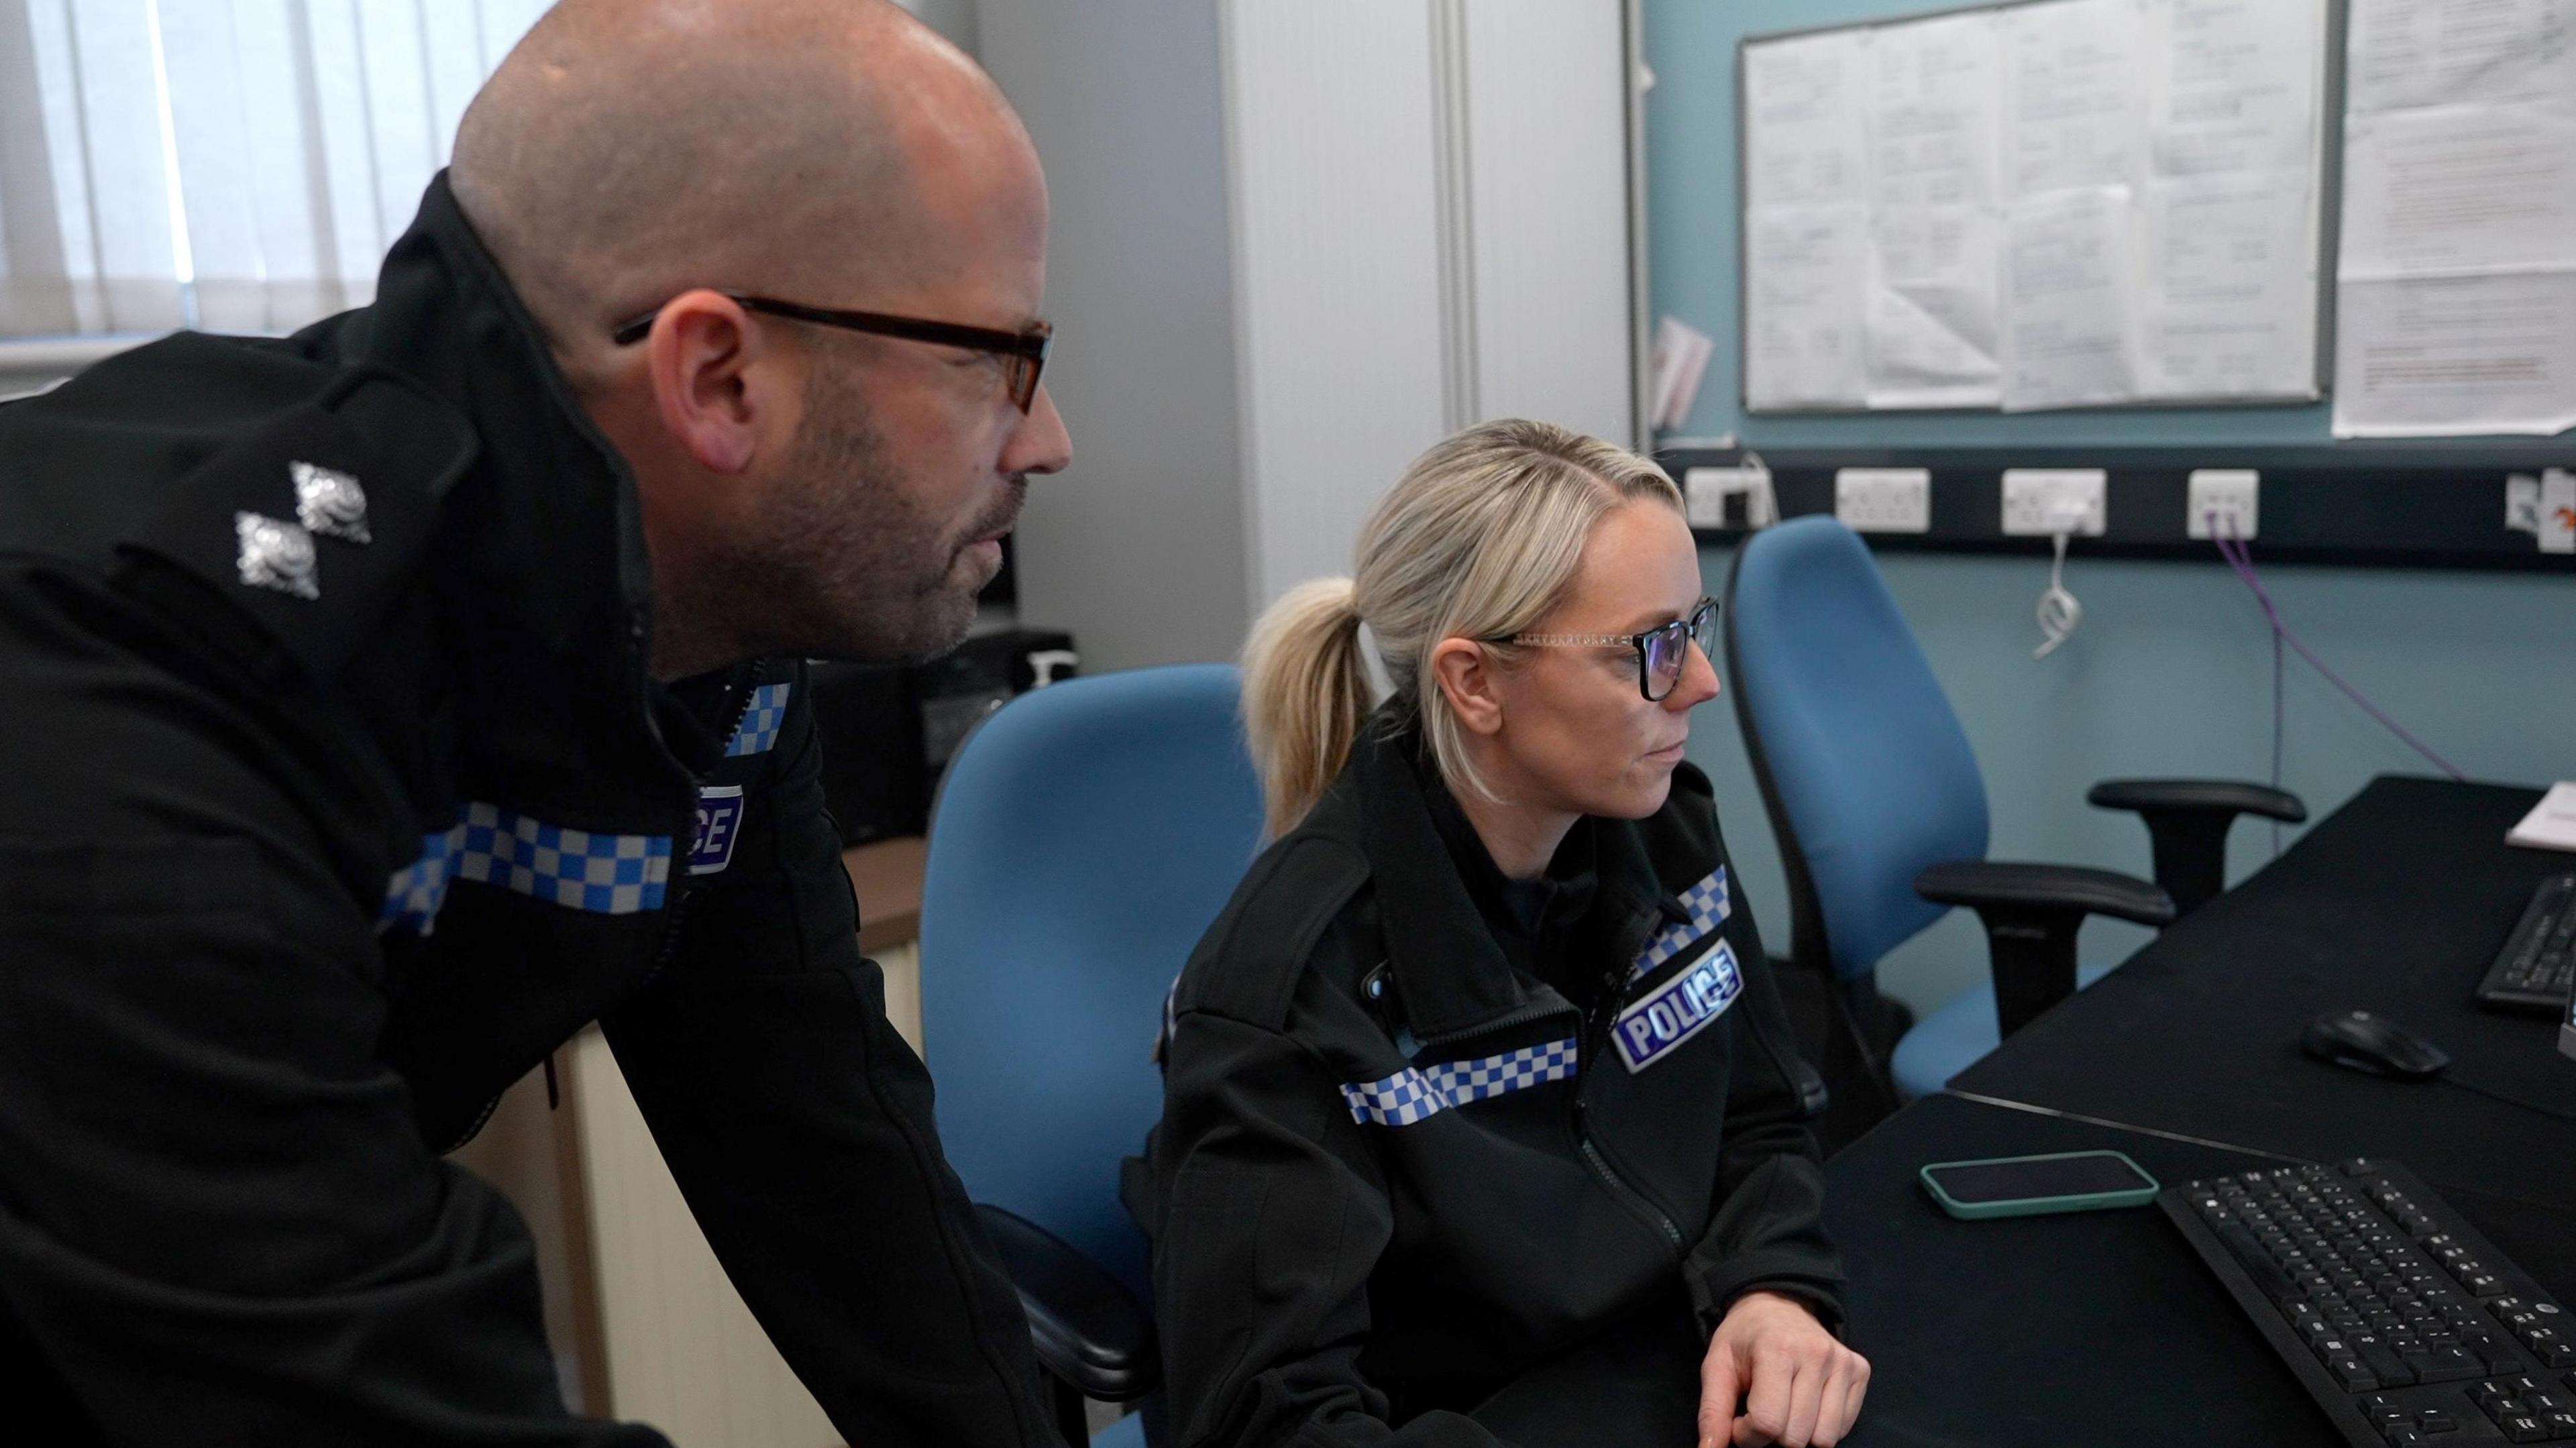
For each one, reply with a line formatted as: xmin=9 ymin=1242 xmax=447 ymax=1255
xmin=1647 ymin=0 xmax=2576 ymax=1019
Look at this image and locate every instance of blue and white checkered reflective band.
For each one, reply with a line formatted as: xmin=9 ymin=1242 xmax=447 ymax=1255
xmin=379 ymin=829 xmax=458 ymax=934
xmin=1340 ymin=1037 xmax=1580 ymax=1127
xmin=379 ymin=803 xmax=674 ymax=933
xmin=724 ymin=683 xmax=793 ymax=757
xmin=1631 ymin=865 xmax=1731 ymax=980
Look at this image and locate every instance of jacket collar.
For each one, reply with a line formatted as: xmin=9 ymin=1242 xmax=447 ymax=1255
xmin=1340 ymin=710 xmax=1695 ymax=1043
xmin=309 ymin=172 xmax=722 ymax=812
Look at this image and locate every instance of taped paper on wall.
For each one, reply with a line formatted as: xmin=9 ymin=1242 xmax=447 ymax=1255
xmin=1868 ymin=207 xmax=2002 ymax=408
xmin=2003 ymin=185 xmax=2141 ymax=411
xmin=2001 ymin=0 xmax=2147 ymax=198
xmin=1868 ymin=10 xmax=2000 ymax=211
xmin=1745 ymin=206 xmax=1870 ymax=410
xmin=1740 ymin=0 xmax=2328 ymax=415
xmin=2345 ymin=0 xmax=2576 ymax=116
xmin=2142 ymin=171 xmax=2318 ymax=399
xmin=2339 ymin=105 xmax=2576 ymax=280
xmin=2332 ymin=272 xmax=2576 ymax=437
xmin=2334 ymin=0 xmax=2576 ymax=437
xmin=2147 ymin=0 xmax=2326 ymax=176
xmin=1743 ymin=30 xmax=1868 ymax=209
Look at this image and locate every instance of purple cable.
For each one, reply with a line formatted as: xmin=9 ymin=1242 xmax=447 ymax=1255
xmin=2208 ymin=520 xmax=2467 ymax=783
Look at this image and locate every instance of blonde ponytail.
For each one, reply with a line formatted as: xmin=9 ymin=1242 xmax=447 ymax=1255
xmin=1242 ymin=576 xmax=1373 ymax=838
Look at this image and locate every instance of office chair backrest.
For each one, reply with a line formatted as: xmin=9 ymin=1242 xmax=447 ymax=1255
xmin=918 ymin=663 xmax=1264 ymax=1302
xmin=1725 ymin=516 xmax=1988 ymax=982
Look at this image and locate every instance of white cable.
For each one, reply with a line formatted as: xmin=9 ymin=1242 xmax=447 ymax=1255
xmin=2033 ymin=531 xmax=2082 ymax=659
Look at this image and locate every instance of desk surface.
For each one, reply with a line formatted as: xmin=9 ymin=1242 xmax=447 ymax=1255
xmin=1949 ymin=775 xmax=2576 ymax=1290
xmin=1831 ymin=1095 xmax=2339 ymax=1448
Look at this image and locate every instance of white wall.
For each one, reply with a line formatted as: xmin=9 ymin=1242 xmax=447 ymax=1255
xmin=980 ymin=0 xmax=1254 ymax=673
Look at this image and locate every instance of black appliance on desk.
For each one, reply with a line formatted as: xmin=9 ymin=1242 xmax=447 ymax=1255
xmin=809 ymin=626 xmax=1077 ymax=844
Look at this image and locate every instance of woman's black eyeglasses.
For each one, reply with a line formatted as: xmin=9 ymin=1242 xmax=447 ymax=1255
xmin=609 ymin=291 xmax=1053 ymax=412
xmin=1507 ymin=598 xmax=1721 ymax=702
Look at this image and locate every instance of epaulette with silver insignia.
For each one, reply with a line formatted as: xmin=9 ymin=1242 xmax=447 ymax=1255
xmin=111 ymin=366 xmax=477 ymax=681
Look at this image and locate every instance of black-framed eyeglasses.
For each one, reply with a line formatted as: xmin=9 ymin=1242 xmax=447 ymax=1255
xmin=609 ymin=290 xmax=1054 ymax=412
xmin=1507 ymin=597 xmax=1720 ymax=702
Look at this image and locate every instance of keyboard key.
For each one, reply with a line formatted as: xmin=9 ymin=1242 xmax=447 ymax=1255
xmin=2359 ymin=1343 xmax=2416 ymax=1386
xmin=2415 ymin=1409 xmax=2457 ymax=1433
xmin=2329 ymin=1355 xmax=2378 ymax=1391
xmin=2500 ymin=1414 xmax=2547 ymax=1443
xmin=2418 ymin=1345 xmax=2482 ymax=1382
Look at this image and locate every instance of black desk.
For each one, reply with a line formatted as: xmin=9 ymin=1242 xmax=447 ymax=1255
xmin=1948 ymin=776 xmax=2576 ymax=1297
xmin=1830 ymin=1095 xmax=2339 ymax=1448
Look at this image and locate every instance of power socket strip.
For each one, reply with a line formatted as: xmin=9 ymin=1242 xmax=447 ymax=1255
xmin=2188 ymin=469 xmax=2260 ymax=540
xmin=2001 ymin=469 xmax=2106 ymax=537
xmin=1835 ymin=467 xmax=1931 ymax=534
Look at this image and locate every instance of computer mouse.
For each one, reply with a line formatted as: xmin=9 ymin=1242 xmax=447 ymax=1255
xmin=2302 ymin=1009 xmax=2451 ymax=1081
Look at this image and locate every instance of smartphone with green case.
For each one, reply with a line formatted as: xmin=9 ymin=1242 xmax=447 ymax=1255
xmin=1919 ymin=1150 xmax=2159 ymax=1220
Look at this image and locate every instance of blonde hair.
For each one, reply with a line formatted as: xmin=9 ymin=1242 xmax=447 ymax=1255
xmin=1241 ymin=419 xmax=1683 ymax=837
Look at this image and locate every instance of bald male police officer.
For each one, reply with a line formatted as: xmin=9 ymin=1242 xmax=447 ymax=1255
xmin=0 ymin=3 xmax=1075 ymax=1443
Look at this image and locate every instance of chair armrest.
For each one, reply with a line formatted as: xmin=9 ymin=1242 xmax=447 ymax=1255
xmin=975 ymin=1205 xmax=1160 ymax=1402
xmin=1913 ymin=860 xmax=2177 ymax=928
xmin=2086 ymin=779 xmax=2306 ymax=916
xmin=2086 ymin=779 xmax=2307 ymax=823
xmin=1912 ymin=861 xmax=2176 ymax=1040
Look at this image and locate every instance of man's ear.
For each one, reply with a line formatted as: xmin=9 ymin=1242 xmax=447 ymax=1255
xmin=641 ymin=289 xmax=777 ymax=476
xmin=1430 ymin=636 xmax=1505 ymax=738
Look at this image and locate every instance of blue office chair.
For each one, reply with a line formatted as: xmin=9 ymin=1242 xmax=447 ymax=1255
xmin=918 ymin=663 xmax=1265 ymax=1447
xmin=1722 ymin=517 xmax=2302 ymax=1129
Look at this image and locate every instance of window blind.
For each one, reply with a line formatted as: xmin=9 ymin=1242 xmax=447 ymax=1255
xmin=0 ymin=0 xmax=548 ymax=340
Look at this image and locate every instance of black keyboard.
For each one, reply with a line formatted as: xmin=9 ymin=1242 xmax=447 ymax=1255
xmin=2478 ymin=875 xmax=2576 ymax=1015
xmin=2163 ymin=1158 xmax=2575 ymax=1445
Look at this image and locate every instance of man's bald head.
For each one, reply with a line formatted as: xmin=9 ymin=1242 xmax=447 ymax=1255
xmin=451 ymin=0 xmax=1042 ymax=378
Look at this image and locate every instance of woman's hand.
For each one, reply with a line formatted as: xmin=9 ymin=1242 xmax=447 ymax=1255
xmin=1697 ymin=1290 xmax=1870 ymax=1447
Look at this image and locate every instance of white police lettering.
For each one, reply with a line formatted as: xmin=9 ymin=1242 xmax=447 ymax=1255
xmin=1613 ymin=940 xmax=1742 ymax=1073
xmin=690 ymin=785 xmax=745 ymax=875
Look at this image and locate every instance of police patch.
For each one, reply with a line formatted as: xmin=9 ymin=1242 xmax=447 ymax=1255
xmin=1612 ymin=940 xmax=1741 ymax=1073
xmin=690 ymin=785 xmax=745 ymax=875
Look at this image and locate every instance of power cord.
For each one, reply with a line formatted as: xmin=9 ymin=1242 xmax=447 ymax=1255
xmin=2440 ymin=1072 xmax=2576 ymax=1126
xmin=2209 ymin=513 xmax=2465 ymax=783
xmin=2033 ymin=529 xmax=2082 ymax=659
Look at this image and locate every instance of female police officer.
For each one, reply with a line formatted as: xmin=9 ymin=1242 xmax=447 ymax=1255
xmin=1134 ymin=421 xmax=1868 ymax=1448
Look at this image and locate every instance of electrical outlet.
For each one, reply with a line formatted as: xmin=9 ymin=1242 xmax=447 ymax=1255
xmin=2186 ymin=469 xmax=2260 ymax=540
xmin=1685 ymin=464 xmax=1776 ymax=530
xmin=1834 ymin=467 xmax=1931 ymax=534
xmin=2000 ymin=468 xmax=2106 ymax=537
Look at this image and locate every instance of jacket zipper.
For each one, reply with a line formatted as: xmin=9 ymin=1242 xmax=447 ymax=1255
xmin=642 ymin=665 xmax=767 ymax=987
xmin=1574 ymin=936 xmax=1684 ymax=1251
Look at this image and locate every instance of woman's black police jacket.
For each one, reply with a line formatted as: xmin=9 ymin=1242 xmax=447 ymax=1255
xmin=1132 ymin=714 xmax=1845 ymax=1448
xmin=0 ymin=174 xmax=1051 ymax=1445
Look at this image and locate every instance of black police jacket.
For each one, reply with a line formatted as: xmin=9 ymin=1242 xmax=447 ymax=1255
xmin=1134 ymin=718 xmax=1845 ymax=1448
xmin=0 ymin=174 xmax=1053 ymax=1447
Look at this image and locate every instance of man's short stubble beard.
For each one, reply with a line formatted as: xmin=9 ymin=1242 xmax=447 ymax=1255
xmin=710 ymin=359 xmax=1016 ymax=667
